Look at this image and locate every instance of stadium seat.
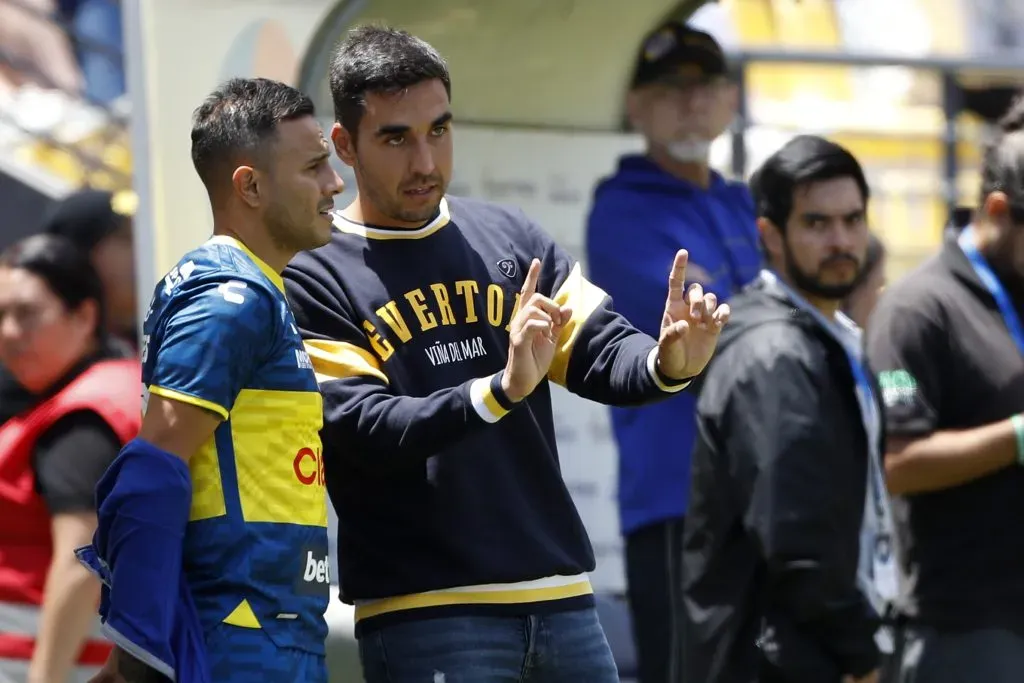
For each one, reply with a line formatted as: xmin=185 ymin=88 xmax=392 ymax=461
xmin=594 ymin=592 xmax=639 ymax=683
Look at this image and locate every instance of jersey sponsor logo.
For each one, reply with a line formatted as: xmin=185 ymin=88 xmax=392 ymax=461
xmin=295 ymin=348 xmax=313 ymax=370
xmin=292 ymin=446 xmax=325 ymax=487
xmin=294 ymin=545 xmax=331 ymax=597
xmin=497 ymin=258 xmax=517 ymax=279
xmin=878 ymin=369 xmax=918 ymax=408
xmin=360 ymin=279 xmax=519 ymax=363
xmin=217 ymin=280 xmax=248 ymax=305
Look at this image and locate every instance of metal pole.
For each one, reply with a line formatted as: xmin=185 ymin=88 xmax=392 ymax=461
xmin=123 ymin=0 xmax=157 ymax=344
xmin=729 ymin=47 xmax=1024 ymax=73
xmin=941 ymin=71 xmax=962 ymax=223
xmin=730 ymin=60 xmax=748 ymax=180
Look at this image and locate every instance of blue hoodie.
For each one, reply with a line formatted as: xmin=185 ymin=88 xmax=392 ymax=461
xmin=76 ymin=439 xmax=210 ymax=682
xmin=585 ymin=154 xmax=762 ymax=535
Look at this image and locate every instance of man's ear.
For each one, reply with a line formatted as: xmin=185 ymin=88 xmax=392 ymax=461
xmin=331 ymin=122 xmax=357 ymax=168
xmin=757 ymin=216 xmax=784 ymax=262
xmin=231 ymin=165 xmax=260 ymax=208
xmin=73 ymin=298 xmax=100 ymax=337
xmin=983 ymin=190 xmax=1011 ymax=222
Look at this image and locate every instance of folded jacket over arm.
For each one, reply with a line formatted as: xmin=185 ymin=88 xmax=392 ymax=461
xmin=75 ymin=438 xmax=210 ymax=683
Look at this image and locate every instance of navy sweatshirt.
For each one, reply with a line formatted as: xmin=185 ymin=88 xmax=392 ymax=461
xmin=283 ymin=196 xmax=689 ymax=633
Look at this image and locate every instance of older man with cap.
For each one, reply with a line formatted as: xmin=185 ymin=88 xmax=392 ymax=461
xmin=42 ymin=188 xmax=137 ymax=352
xmin=584 ymin=20 xmax=761 ymax=683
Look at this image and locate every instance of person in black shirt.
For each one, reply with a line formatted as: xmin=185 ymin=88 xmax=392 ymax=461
xmin=843 ymin=233 xmax=886 ymax=329
xmin=41 ymin=188 xmax=138 ymax=352
xmin=683 ymin=135 xmax=888 ymax=683
xmin=866 ymin=95 xmax=1024 ymax=682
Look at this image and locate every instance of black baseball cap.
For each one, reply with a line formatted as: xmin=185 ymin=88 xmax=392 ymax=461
xmin=630 ymin=21 xmax=728 ymax=89
xmin=41 ymin=188 xmax=136 ymax=252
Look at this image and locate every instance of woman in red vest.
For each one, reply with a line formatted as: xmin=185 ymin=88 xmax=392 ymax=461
xmin=0 ymin=234 xmax=140 ymax=683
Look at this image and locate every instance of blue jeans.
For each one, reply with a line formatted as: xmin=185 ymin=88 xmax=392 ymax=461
xmin=359 ymin=608 xmax=620 ymax=683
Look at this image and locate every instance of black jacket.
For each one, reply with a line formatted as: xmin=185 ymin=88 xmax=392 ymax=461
xmin=682 ymin=276 xmax=881 ymax=683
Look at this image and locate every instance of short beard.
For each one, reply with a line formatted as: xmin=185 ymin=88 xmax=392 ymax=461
xmin=265 ymin=206 xmax=324 ymax=254
xmin=356 ymin=163 xmax=443 ymax=225
xmin=783 ymin=239 xmax=862 ymax=301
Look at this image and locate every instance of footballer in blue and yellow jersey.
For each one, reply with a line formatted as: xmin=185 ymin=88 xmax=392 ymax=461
xmin=140 ymin=235 xmax=329 ymax=659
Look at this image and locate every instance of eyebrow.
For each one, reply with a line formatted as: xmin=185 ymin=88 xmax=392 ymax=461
xmin=801 ymin=209 xmax=865 ymax=222
xmin=306 ymin=149 xmax=331 ymax=165
xmin=801 ymin=212 xmax=831 ymax=222
xmin=375 ymin=111 xmax=454 ymax=138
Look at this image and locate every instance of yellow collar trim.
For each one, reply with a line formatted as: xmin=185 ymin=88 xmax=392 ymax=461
xmin=206 ymin=235 xmax=285 ymax=292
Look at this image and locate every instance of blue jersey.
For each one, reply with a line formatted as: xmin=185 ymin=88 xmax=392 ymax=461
xmin=141 ymin=235 xmax=329 ymax=654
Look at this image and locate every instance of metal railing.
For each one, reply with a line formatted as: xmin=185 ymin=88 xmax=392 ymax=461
xmin=0 ymin=0 xmax=130 ymax=188
xmin=726 ymin=47 xmax=1024 ymax=222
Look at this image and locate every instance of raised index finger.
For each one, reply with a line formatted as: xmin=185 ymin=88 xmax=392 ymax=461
xmin=667 ymin=249 xmax=689 ymax=303
xmin=521 ymin=258 xmax=541 ymax=300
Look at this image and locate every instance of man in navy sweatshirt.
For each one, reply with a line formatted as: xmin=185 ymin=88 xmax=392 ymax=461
xmin=284 ymin=24 xmax=731 ymax=683
xmin=585 ymin=20 xmax=761 ymax=683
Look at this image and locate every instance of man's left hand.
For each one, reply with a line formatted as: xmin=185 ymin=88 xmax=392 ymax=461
xmin=656 ymin=249 xmax=730 ymax=380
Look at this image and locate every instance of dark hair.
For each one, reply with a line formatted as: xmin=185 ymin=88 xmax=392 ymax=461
xmin=979 ymin=92 xmax=1024 ymax=221
xmin=0 ymin=234 xmax=105 ymax=338
xmin=329 ymin=25 xmax=451 ymax=138
xmin=190 ymin=77 xmax=316 ymax=197
xmin=750 ymin=134 xmax=870 ymax=229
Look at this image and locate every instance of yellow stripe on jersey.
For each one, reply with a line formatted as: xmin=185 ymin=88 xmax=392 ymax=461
xmin=547 ymin=263 xmax=610 ymax=386
xmin=187 ymin=388 xmax=326 ymax=526
xmin=353 ymin=575 xmax=594 ymax=622
xmin=189 ymin=438 xmax=226 ymax=520
xmin=231 ymin=388 xmax=327 ymax=527
xmin=148 ymin=385 xmax=229 ymax=420
xmin=305 ymin=339 xmax=388 ymax=384
xmin=206 ymin=235 xmax=285 ymax=293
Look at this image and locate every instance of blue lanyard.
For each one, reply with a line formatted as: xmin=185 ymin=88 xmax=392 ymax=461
xmin=844 ymin=348 xmax=888 ymax=519
xmin=760 ymin=270 xmax=889 ymax=520
xmin=959 ymin=226 xmax=1024 ymax=356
